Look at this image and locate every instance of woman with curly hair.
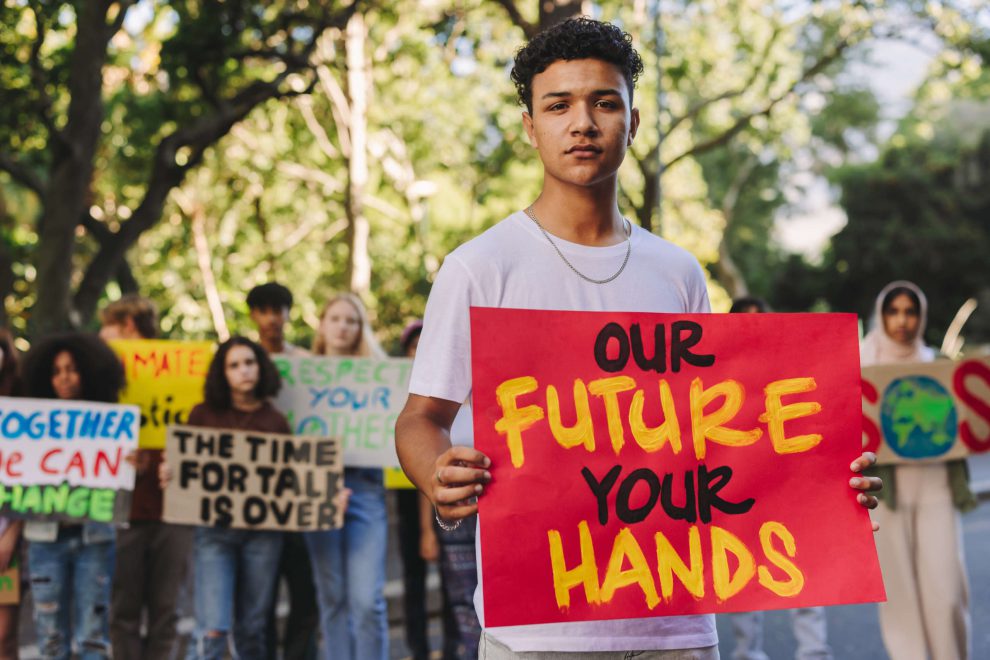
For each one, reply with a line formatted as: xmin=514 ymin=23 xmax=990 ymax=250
xmin=160 ymin=336 xmax=292 ymax=660
xmin=307 ymin=293 xmax=388 ymax=660
xmin=21 ymin=332 xmax=125 ymax=660
xmin=0 ymin=329 xmax=23 ymax=659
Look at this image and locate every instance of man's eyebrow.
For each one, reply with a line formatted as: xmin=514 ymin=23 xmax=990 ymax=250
xmin=540 ymin=88 xmax=623 ymax=100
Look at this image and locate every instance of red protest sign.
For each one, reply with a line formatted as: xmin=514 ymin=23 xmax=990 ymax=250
xmin=470 ymin=308 xmax=885 ymax=628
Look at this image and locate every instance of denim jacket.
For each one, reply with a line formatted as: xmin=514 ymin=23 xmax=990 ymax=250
xmin=23 ymin=520 xmax=116 ymax=544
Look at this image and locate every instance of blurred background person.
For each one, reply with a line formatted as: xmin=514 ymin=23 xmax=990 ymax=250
xmin=100 ymin=295 xmax=195 ymax=660
xmin=0 ymin=329 xmax=22 ymax=660
xmin=245 ymin=282 xmax=319 ymax=660
xmin=22 ymin=333 xmax=125 ymax=660
xmin=862 ymin=281 xmax=975 ymax=660
xmin=247 ymin=282 xmax=309 ymax=358
xmin=394 ymin=320 xmax=450 ymax=660
xmin=307 ymin=293 xmax=388 ymax=660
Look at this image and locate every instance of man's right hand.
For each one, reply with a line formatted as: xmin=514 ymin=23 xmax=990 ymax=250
xmin=432 ymin=446 xmax=491 ymax=522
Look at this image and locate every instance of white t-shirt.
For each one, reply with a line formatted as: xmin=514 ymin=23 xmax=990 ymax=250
xmin=409 ymin=211 xmax=716 ymax=652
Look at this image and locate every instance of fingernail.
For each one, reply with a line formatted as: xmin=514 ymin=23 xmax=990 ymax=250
xmin=850 ymin=477 xmax=861 ymax=487
xmin=483 ymin=471 xmax=492 ymax=481
xmin=483 ymin=457 xmax=491 ymax=468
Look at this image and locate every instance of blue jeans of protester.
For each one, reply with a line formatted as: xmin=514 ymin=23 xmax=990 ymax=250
xmin=306 ymin=467 xmax=388 ymax=660
xmin=188 ymin=526 xmax=283 ymax=660
xmin=28 ymin=527 xmax=115 ymax=660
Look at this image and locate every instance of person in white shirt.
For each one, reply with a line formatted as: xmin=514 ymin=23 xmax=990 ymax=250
xmin=395 ymin=17 xmax=882 ymax=659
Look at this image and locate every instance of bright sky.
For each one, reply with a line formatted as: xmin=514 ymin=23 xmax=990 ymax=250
xmin=774 ymin=34 xmax=937 ymax=259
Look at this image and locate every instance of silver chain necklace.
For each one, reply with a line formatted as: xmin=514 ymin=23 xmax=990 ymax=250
xmin=524 ymin=206 xmax=632 ymax=285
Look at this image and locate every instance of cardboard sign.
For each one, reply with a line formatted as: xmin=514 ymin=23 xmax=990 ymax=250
xmin=0 ymin=559 xmax=19 ymax=605
xmin=111 ymin=340 xmax=215 ymax=449
xmin=0 ymin=397 xmax=139 ymax=524
xmin=470 ymin=308 xmax=885 ymax=628
xmin=272 ymin=355 xmax=412 ymax=468
xmin=862 ymin=357 xmax=990 ymax=465
xmin=162 ymin=425 xmax=344 ymax=531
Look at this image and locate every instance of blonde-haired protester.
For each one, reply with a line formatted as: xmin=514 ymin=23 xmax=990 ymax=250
xmin=307 ymin=293 xmax=388 ymax=660
xmin=863 ymin=281 xmax=976 ymax=660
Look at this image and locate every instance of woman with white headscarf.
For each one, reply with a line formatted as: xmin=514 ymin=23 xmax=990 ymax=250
xmin=863 ymin=281 xmax=975 ymax=660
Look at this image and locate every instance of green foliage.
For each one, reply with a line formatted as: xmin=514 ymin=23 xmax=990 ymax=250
xmin=1 ymin=0 xmax=986 ymax=346
xmin=825 ymin=130 xmax=990 ymax=342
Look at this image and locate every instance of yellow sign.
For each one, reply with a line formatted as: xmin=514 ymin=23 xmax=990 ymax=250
xmin=111 ymin=340 xmax=215 ymax=449
xmin=384 ymin=467 xmax=415 ymax=489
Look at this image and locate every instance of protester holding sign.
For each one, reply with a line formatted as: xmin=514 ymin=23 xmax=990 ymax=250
xmin=0 ymin=329 xmax=22 ymax=658
xmin=863 ymin=281 xmax=974 ymax=660
xmin=246 ymin=281 xmax=319 ymax=660
xmin=307 ymin=292 xmax=389 ymax=660
xmin=21 ymin=333 xmax=125 ymax=660
xmin=100 ymin=296 xmax=195 ymax=660
xmin=160 ymin=336 xmax=289 ymax=660
xmin=396 ymin=18 xmax=881 ymax=659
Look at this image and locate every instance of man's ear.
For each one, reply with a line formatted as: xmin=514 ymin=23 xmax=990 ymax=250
xmin=522 ymin=110 xmax=538 ymax=148
xmin=124 ymin=317 xmax=140 ymax=335
xmin=628 ymin=107 xmax=640 ymax=145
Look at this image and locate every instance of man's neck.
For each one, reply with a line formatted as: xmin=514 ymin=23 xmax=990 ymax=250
xmin=259 ymin=335 xmax=285 ymax=355
xmin=530 ymin=179 xmax=625 ymax=247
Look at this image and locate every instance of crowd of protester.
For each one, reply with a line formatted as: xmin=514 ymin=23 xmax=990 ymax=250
xmin=0 ymin=284 xmax=481 ymax=660
xmin=0 ymin=282 xmax=972 ymax=660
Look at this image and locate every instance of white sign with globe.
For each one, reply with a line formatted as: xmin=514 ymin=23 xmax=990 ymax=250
xmin=862 ymin=357 xmax=990 ymax=465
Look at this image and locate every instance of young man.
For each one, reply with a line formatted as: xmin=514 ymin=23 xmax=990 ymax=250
xmin=245 ymin=282 xmax=319 ymax=660
xmin=247 ymin=282 xmax=309 ymax=356
xmin=396 ymin=18 xmax=881 ymax=659
xmin=100 ymin=295 xmax=195 ymax=660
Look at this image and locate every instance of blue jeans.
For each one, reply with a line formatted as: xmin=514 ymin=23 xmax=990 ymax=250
xmin=188 ymin=526 xmax=283 ymax=660
xmin=28 ymin=527 xmax=115 ymax=660
xmin=306 ymin=467 xmax=388 ymax=660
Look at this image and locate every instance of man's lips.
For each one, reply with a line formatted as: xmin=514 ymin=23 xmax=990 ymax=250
xmin=566 ymin=144 xmax=602 ymax=154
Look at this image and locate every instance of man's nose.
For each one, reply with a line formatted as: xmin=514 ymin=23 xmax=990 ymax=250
xmin=570 ymin=103 xmax=598 ymax=134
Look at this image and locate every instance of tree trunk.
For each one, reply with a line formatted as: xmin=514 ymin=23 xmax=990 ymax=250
xmin=188 ymin=201 xmax=230 ymax=341
xmin=539 ymin=0 xmax=585 ymax=28
xmin=710 ymin=242 xmax=749 ymax=300
xmin=344 ymin=13 xmax=371 ymax=297
xmin=710 ymin=155 xmax=758 ymax=299
xmin=32 ymin=1 xmax=118 ymax=334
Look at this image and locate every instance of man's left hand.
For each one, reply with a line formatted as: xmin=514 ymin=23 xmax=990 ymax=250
xmin=849 ymin=451 xmax=882 ymax=531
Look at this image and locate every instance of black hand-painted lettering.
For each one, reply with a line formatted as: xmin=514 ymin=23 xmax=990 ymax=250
xmin=582 ymin=465 xmax=622 ymax=525
xmin=594 ymin=323 xmax=630 ymax=372
xmin=630 ymin=323 xmax=667 ymax=373
xmin=660 ymin=470 xmax=697 ymax=522
xmin=670 ymin=321 xmax=715 ymax=372
xmin=615 ymin=468 xmax=662 ymax=524
xmin=697 ymin=464 xmax=754 ymax=523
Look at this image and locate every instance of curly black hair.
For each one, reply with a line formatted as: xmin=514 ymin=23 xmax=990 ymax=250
xmin=203 ymin=336 xmax=281 ymax=410
xmin=246 ymin=282 xmax=294 ymax=311
xmin=510 ymin=17 xmax=644 ymax=114
xmin=22 ymin=332 xmax=125 ymax=403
